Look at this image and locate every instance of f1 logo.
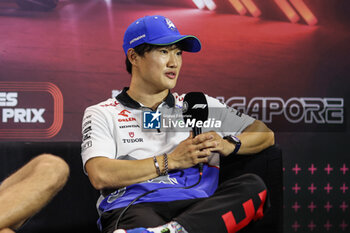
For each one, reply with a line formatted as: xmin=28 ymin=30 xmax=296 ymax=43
xmin=192 ymin=104 xmax=207 ymax=109
xmin=143 ymin=111 xmax=161 ymax=129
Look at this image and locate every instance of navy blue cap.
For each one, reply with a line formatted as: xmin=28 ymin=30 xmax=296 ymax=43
xmin=123 ymin=15 xmax=201 ymax=55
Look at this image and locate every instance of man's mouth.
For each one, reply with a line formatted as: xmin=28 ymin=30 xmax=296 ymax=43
xmin=165 ymin=72 xmax=176 ymax=79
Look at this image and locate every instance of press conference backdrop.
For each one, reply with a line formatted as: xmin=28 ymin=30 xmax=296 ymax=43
xmin=0 ymin=0 xmax=349 ymax=232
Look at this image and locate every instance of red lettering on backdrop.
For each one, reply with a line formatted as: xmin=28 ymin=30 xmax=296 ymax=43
xmin=221 ymin=189 xmax=267 ymax=233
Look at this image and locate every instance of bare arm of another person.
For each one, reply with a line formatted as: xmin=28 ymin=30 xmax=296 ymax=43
xmin=0 ymin=154 xmax=69 ymax=230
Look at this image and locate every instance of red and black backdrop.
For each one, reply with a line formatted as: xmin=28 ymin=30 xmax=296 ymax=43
xmin=0 ymin=0 xmax=349 ymax=232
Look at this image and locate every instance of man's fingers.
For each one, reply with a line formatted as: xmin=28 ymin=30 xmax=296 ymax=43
xmin=187 ymin=131 xmax=194 ymax=139
xmin=196 ymin=148 xmax=212 ymax=157
xmin=197 ymin=157 xmax=209 ymax=164
xmin=196 ymin=140 xmax=218 ymax=151
xmin=192 ymin=133 xmax=214 ymax=144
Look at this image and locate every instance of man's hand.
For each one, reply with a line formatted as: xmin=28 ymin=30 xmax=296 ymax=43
xmin=198 ymin=121 xmax=275 ymax=156
xmin=168 ymin=132 xmax=215 ymax=169
xmin=196 ymin=131 xmax=236 ymax=157
xmin=168 ymin=132 xmax=229 ymax=170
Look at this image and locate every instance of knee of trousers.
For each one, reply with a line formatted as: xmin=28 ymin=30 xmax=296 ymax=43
xmin=238 ymin=173 xmax=267 ymax=194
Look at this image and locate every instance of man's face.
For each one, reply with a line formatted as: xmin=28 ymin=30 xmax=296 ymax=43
xmin=135 ymin=45 xmax=183 ymax=93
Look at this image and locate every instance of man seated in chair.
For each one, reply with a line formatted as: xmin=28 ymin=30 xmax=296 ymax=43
xmin=81 ymin=15 xmax=274 ymax=233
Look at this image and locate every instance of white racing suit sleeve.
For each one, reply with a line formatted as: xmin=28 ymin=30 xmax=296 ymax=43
xmin=81 ymin=105 xmax=116 ymax=173
xmin=206 ymin=95 xmax=255 ymax=136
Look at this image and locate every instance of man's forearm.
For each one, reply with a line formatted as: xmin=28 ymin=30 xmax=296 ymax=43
xmin=236 ymin=120 xmax=275 ymax=155
xmin=86 ymin=133 xmax=219 ymax=190
xmin=85 ymin=156 xmax=163 ymax=190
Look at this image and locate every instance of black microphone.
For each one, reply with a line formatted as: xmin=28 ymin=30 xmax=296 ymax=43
xmin=182 ymin=92 xmax=209 ymax=173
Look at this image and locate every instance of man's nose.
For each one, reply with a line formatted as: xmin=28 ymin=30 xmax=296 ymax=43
xmin=167 ymin=53 xmax=178 ymax=68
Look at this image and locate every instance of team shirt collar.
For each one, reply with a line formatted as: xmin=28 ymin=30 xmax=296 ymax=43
xmin=116 ymin=87 xmax=175 ymax=109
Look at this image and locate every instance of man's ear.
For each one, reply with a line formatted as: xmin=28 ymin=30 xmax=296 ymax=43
xmin=127 ymin=48 xmax=138 ymax=66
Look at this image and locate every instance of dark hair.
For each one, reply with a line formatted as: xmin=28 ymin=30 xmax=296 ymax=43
xmin=125 ymin=42 xmax=186 ymax=74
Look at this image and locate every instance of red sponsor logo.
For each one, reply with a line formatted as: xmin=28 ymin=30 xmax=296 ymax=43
xmin=129 ymin=132 xmax=134 ymax=138
xmin=100 ymin=101 xmax=119 ymax=107
xmin=0 ymin=82 xmax=64 ymax=140
xmin=118 ymin=109 xmax=136 ymax=122
xmin=118 ymin=109 xmax=131 ymax=117
xmin=118 ymin=118 xmax=136 ymax=122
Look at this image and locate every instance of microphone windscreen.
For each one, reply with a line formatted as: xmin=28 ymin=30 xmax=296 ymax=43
xmin=182 ymin=92 xmax=208 ymax=123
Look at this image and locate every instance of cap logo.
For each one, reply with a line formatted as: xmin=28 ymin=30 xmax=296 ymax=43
xmin=129 ymin=34 xmax=146 ymax=45
xmin=165 ymin=18 xmax=176 ymax=30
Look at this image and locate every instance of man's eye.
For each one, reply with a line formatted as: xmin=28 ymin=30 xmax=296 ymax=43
xmin=160 ymin=50 xmax=168 ymax=54
xmin=177 ymin=51 xmax=183 ymax=56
